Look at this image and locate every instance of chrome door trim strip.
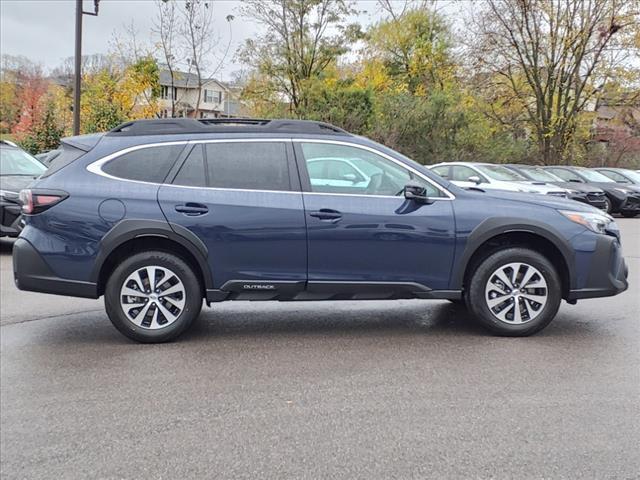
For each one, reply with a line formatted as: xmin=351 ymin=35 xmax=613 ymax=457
xmin=85 ymin=137 xmax=455 ymax=199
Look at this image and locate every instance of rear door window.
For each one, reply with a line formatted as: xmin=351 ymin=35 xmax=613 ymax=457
xmin=102 ymin=144 xmax=185 ymax=183
xmin=204 ymin=142 xmax=291 ymax=191
xmin=173 ymin=145 xmax=206 ymax=187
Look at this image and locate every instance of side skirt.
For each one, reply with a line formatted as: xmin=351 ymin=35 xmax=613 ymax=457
xmin=205 ymin=280 xmax=461 ymax=304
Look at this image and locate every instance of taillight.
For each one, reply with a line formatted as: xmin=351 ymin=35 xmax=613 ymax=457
xmin=19 ymin=189 xmax=68 ymax=214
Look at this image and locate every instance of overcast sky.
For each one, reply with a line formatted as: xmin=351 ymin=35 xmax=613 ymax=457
xmin=1 ymin=0 xmax=415 ymax=80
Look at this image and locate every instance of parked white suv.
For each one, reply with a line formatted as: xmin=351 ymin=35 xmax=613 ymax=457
xmin=429 ymin=162 xmax=568 ymax=196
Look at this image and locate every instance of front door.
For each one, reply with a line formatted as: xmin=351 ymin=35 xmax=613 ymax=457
xmin=295 ymin=141 xmax=456 ymax=294
xmin=158 ymin=140 xmax=307 ymax=294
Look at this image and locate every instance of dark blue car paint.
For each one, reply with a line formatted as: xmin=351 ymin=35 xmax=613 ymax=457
xmin=15 ymin=130 xmax=627 ymax=303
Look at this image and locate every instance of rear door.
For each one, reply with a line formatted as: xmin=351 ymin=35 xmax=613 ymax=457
xmin=158 ymin=140 xmax=307 ymax=293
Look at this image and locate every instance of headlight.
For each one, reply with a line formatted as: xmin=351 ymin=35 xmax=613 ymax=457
xmin=559 ymin=210 xmax=614 ymax=234
xmin=567 ymin=189 xmax=580 ymax=194
xmin=614 ymin=187 xmax=633 ymax=194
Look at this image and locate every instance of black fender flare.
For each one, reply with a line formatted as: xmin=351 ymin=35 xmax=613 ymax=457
xmin=450 ymin=217 xmax=576 ymax=290
xmin=90 ymin=219 xmax=213 ymax=289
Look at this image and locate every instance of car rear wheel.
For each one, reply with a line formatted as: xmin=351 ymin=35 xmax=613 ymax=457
xmin=467 ymin=248 xmax=562 ymax=336
xmin=105 ymin=251 xmax=202 ymax=343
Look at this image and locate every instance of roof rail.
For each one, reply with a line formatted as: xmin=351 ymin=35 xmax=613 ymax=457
xmin=106 ymin=118 xmax=350 ymax=136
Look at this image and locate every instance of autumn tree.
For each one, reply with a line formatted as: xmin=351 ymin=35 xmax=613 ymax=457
xmin=239 ymin=0 xmax=357 ymax=115
xmin=19 ymin=99 xmax=64 ymax=154
xmin=469 ymin=0 xmax=639 ymax=164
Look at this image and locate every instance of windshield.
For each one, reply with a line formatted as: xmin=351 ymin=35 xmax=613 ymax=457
xmin=521 ymin=167 xmax=563 ymax=182
xmin=621 ymin=169 xmax=640 ymax=183
xmin=477 ymin=164 xmax=527 ymax=181
xmin=578 ymin=168 xmax=615 ymax=182
xmin=0 ymin=148 xmax=46 ymax=176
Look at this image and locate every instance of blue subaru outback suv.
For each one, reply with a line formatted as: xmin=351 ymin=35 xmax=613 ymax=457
xmin=13 ymin=119 xmax=628 ymax=342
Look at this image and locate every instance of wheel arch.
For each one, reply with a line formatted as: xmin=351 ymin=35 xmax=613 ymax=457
xmin=92 ymin=219 xmax=213 ymax=296
xmin=453 ymin=219 xmax=575 ymax=298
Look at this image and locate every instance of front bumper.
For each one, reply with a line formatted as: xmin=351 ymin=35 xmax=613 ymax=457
xmin=567 ymin=234 xmax=628 ymax=300
xmin=13 ymin=238 xmax=98 ymax=298
xmin=568 ymin=192 xmax=607 ymax=211
xmin=0 ymin=201 xmax=23 ymax=237
xmin=620 ymin=194 xmax=640 ymax=213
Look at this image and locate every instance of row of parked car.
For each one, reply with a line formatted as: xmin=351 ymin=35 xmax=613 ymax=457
xmin=428 ymin=162 xmax=640 ymax=217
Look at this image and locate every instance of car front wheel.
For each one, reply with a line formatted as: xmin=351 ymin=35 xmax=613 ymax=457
xmin=105 ymin=251 xmax=203 ymax=343
xmin=467 ymin=248 xmax=562 ymax=336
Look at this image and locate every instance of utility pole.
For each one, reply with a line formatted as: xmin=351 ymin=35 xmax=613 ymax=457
xmin=73 ymin=0 xmax=100 ymax=136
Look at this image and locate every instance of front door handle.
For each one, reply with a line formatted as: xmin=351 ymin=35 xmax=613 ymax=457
xmin=309 ymin=209 xmax=342 ymax=221
xmin=175 ymin=203 xmax=209 ymax=216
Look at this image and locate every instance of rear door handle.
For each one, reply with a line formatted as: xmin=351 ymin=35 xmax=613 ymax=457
xmin=309 ymin=209 xmax=342 ymax=221
xmin=175 ymin=203 xmax=209 ymax=216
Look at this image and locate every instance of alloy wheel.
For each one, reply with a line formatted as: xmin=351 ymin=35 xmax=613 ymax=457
xmin=120 ymin=266 xmax=186 ymax=329
xmin=484 ymin=262 xmax=548 ymax=324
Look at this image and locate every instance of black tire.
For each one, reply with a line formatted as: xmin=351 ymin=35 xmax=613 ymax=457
xmin=621 ymin=211 xmax=638 ymax=218
xmin=467 ymin=247 xmax=562 ymax=337
xmin=105 ymin=251 xmax=202 ymax=343
xmin=603 ymin=196 xmax=613 ymax=214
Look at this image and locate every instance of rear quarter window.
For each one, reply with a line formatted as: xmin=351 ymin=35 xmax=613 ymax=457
xmin=102 ymin=144 xmax=185 ymax=183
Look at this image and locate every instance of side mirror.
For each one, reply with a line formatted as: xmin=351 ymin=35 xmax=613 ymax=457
xmin=467 ymin=175 xmax=482 ymax=185
xmin=404 ymin=183 xmax=431 ymax=204
xmin=342 ymin=173 xmax=358 ymax=183
xmin=568 ymin=178 xmax=583 ymax=183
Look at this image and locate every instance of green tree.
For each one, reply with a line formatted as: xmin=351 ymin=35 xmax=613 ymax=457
xmin=299 ymin=77 xmax=374 ymax=134
xmin=239 ymin=0 xmax=357 ymax=115
xmin=19 ymin=99 xmax=64 ymax=154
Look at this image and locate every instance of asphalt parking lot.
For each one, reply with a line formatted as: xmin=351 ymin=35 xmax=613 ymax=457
xmin=1 ymin=220 xmax=639 ymax=479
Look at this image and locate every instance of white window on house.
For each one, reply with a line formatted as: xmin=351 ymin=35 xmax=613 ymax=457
xmin=161 ymin=86 xmax=177 ymax=100
xmin=204 ymin=89 xmax=222 ymax=104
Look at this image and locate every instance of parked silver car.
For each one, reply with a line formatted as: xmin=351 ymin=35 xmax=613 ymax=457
xmin=429 ymin=162 xmax=568 ymax=196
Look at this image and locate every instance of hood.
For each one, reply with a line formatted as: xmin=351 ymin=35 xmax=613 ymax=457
xmin=518 ymin=181 xmax=567 ymax=194
xmin=550 ymin=181 xmax=604 ymax=194
xmin=586 ymin=182 xmax=640 ymax=195
xmin=464 ymin=188 xmax=600 ymax=213
xmin=0 ymin=175 xmax=39 ymax=193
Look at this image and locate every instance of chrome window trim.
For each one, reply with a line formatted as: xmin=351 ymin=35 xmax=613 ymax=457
xmin=86 ymin=137 xmax=454 ymax=199
xmin=293 ymin=139 xmax=454 ymax=200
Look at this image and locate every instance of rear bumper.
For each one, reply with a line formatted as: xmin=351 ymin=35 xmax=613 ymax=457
xmin=13 ymin=238 xmax=98 ymax=298
xmin=567 ymin=235 xmax=628 ymax=300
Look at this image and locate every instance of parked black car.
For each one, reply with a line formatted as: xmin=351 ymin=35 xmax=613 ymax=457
xmin=0 ymin=141 xmax=46 ymax=237
xmin=505 ymin=164 xmax=608 ymax=211
xmin=593 ymin=167 xmax=640 ymax=187
xmin=543 ymin=166 xmax=640 ymax=217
